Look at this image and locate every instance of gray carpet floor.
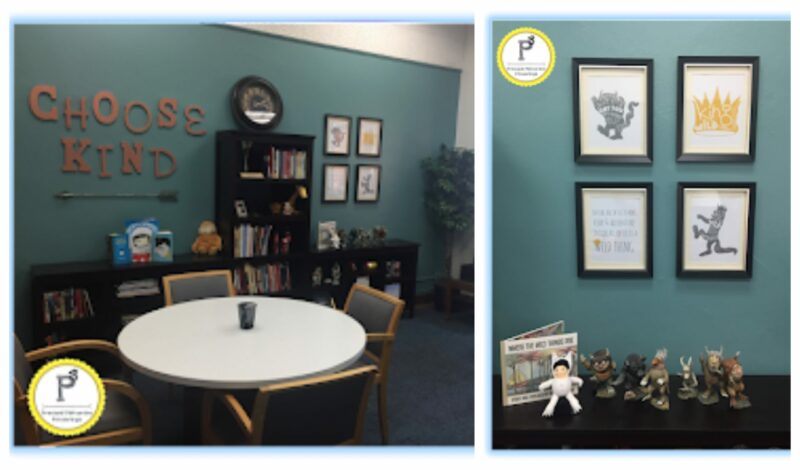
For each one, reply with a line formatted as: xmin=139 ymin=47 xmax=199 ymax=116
xmin=133 ymin=303 xmax=474 ymax=446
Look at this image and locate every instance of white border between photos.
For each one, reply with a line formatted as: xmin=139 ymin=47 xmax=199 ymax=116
xmin=1 ymin=1 xmax=799 ymax=469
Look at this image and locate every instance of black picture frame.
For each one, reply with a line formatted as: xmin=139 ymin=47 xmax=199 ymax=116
xmin=355 ymin=164 xmax=381 ymax=203
xmin=575 ymin=182 xmax=653 ymax=278
xmin=676 ymin=56 xmax=759 ymax=162
xmin=321 ymin=164 xmax=349 ymax=203
xmin=676 ymin=182 xmax=756 ymax=278
xmin=324 ymin=114 xmax=352 ymax=156
xmin=572 ymin=58 xmax=654 ymax=164
xmin=357 ymin=117 xmax=383 ymax=157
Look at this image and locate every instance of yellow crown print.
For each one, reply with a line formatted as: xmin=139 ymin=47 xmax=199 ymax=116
xmin=691 ymin=87 xmax=741 ymax=135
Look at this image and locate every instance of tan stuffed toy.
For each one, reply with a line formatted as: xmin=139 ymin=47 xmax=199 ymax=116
xmin=191 ymin=220 xmax=222 ymax=256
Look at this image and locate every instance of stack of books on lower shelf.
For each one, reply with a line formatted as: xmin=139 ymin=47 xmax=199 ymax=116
xmin=115 ymin=279 xmax=161 ymax=298
xmin=233 ymin=262 xmax=292 ymax=295
xmin=42 ymin=288 xmax=95 ymax=324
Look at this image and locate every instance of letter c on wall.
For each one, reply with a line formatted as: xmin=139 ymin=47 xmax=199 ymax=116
xmin=29 ymin=84 xmax=58 ymax=121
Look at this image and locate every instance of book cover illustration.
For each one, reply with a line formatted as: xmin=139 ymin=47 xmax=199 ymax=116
xmin=500 ymin=321 xmax=578 ymax=406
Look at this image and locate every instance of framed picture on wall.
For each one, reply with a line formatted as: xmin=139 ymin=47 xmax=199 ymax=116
xmin=677 ymin=57 xmax=759 ymax=162
xmin=573 ymin=58 xmax=653 ymax=164
xmin=575 ymin=182 xmax=653 ymax=277
xmin=322 ymin=164 xmax=349 ymax=203
xmin=324 ymin=114 xmax=351 ymax=156
xmin=357 ymin=117 xmax=383 ymax=157
xmin=677 ymin=182 xmax=755 ymax=278
xmin=355 ymin=164 xmax=381 ymax=203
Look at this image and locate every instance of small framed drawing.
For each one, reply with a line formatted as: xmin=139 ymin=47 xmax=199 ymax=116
xmin=677 ymin=57 xmax=759 ymax=162
xmin=573 ymin=58 xmax=653 ymax=164
xmin=677 ymin=183 xmax=755 ymax=278
xmin=322 ymin=164 xmax=349 ymax=203
xmin=324 ymin=114 xmax=351 ymax=156
xmin=355 ymin=164 xmax=381 ymax=203
xmin=575 ymin=182 xmax=653 ymax=277
xmin=234 ymin=199 xmax=248 ymax=218
xmin=357 ymin=117 xmax=382 ymax=157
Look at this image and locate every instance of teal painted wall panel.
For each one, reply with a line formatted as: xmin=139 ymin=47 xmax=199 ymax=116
xmin=14 ymin=25 xmax=460 ymax=342
xmin=492 ymin=21 xmax=789 ymax=374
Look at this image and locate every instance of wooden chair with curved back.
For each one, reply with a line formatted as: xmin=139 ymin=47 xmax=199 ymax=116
xmin=13 ymin=334 xmax=152 ymax=446
xmin=201 ymin=365 xmax=377 ymax=445
xmin=342 ymin=284 xmax=405 ymax=444
xmin=162 ymin=269 xmax=235 ymax=306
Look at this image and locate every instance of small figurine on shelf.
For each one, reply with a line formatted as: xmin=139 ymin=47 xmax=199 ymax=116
xmin=282 ymin=185 xmax=308 ymax=216
xmin=191 ymin=220 xmax=222 ymax=256
xmin=337 ymin=229 xmax=349 ymax=249
xmin=640 ymin=348 xmax=670 ymax=411
xmin=677 ymin=356 xmax=699 ymax=400
xmin=372 ymin=225 xmax=387 ymax=245
xmin=539 ymin=353 xmax=583 ymax=418
xmin=280 ymin=232 xmax=292 ymax=254
xmin=331 ymin=263 xmax=342 ymax=286
xmin=328 ymin=226 xmax=341 ymax=250
xmin=580 ymin=348 xmax=617 ymax=398
xmin=311 ymin=266 xmax=323 ymax=287
xmin=615 ymin=353 xmax=647 ymax=400
xmin=350 ymin=228 xmax=371 ymax=248
xmin=698 ymin=346 xmax=725 ymax=405
xmin=721 ymin=352 xmax=751 ymax=410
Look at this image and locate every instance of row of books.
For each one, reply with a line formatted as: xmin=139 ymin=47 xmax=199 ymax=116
xmin=241 ymin=148 xmax=307 ymax=180
xmin=234 ymin=224 xmax=293 ymax=258
xmin=42 ymin=288 xmax=95 ymax=324
xmin=266 ymin=148 xmax=306 ymax=180
xmin=233 ymin=262 xmax=292 ymax=295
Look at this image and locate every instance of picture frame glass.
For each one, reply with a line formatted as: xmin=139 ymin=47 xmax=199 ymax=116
xmin=581 ymin=187 xmax=648 ymax=271
xmin=681 ymin=63 xmax=753 ymax=155
xmin=358 ymin=119 xmax=382 ymax=156
xmin=356 ymin=166 xmax=380 ymax=201
xmin=323 ymin=166 xmax=348 ymax=201
xmin=325 ymin=116 xmax=350 ymax=154
xmin=682 ymin=188 xmax=750 ymax=272
xmin=579 ymin=65 xmax=648 ymax=157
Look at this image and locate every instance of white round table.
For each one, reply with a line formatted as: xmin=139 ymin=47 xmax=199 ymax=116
xmin=117 ymin=296 xmax=366 ymax=390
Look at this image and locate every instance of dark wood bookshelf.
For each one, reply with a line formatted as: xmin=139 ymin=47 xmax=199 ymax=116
xmin=309 ymin=240 xmax=419 ymax=316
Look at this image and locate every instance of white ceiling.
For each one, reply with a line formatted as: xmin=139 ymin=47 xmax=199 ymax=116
xmin=229 ymin=23 xmax=473 ymax=70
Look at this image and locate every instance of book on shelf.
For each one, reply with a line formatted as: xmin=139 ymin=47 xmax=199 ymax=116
xmin=499 ymin=320 xmax=579 ymax=407
xmin=42 ymin=288 xmax=95 ymax=324
xmin=240 ymin=172 xmax=265 ymax=179
xmin=232 ymin=262 xmax=292 ymax=295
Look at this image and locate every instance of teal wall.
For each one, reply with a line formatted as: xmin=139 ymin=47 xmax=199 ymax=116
xmin=492 ymin=21 xmax=789 ymax=374
xmin=14 ymin=25 xmax=460 ymax=343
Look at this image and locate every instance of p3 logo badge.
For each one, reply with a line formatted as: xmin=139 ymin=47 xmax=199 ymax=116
xmin=27 ymin=358 xmax=106 ymax=437
xmin=497 ymin=27 xmax=556 ymax=87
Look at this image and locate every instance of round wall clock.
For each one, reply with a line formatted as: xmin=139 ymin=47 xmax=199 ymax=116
xmin=231 ymin=76 xmax=283 ymax=131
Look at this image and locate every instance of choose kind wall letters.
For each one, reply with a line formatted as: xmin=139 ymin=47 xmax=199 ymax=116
xmin=28 ymin=84 xmax=208 ymax=179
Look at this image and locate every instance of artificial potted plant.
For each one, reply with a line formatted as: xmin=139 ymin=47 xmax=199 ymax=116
xmin=421 ymin=144 xmax=475 ymax=279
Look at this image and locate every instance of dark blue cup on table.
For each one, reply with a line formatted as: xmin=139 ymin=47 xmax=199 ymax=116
xmin=238 ymin=301 xmax=257 ymax=329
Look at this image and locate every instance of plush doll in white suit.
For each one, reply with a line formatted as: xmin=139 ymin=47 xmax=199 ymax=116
xmin=538 ymin=353 xmax=584 ymax=417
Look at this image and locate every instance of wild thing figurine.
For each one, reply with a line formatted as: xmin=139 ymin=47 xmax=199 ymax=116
xmin=677 ymin=356 xmax=699 ymax=400
xmin=580 ymin=348 xmax=617 ymax=399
